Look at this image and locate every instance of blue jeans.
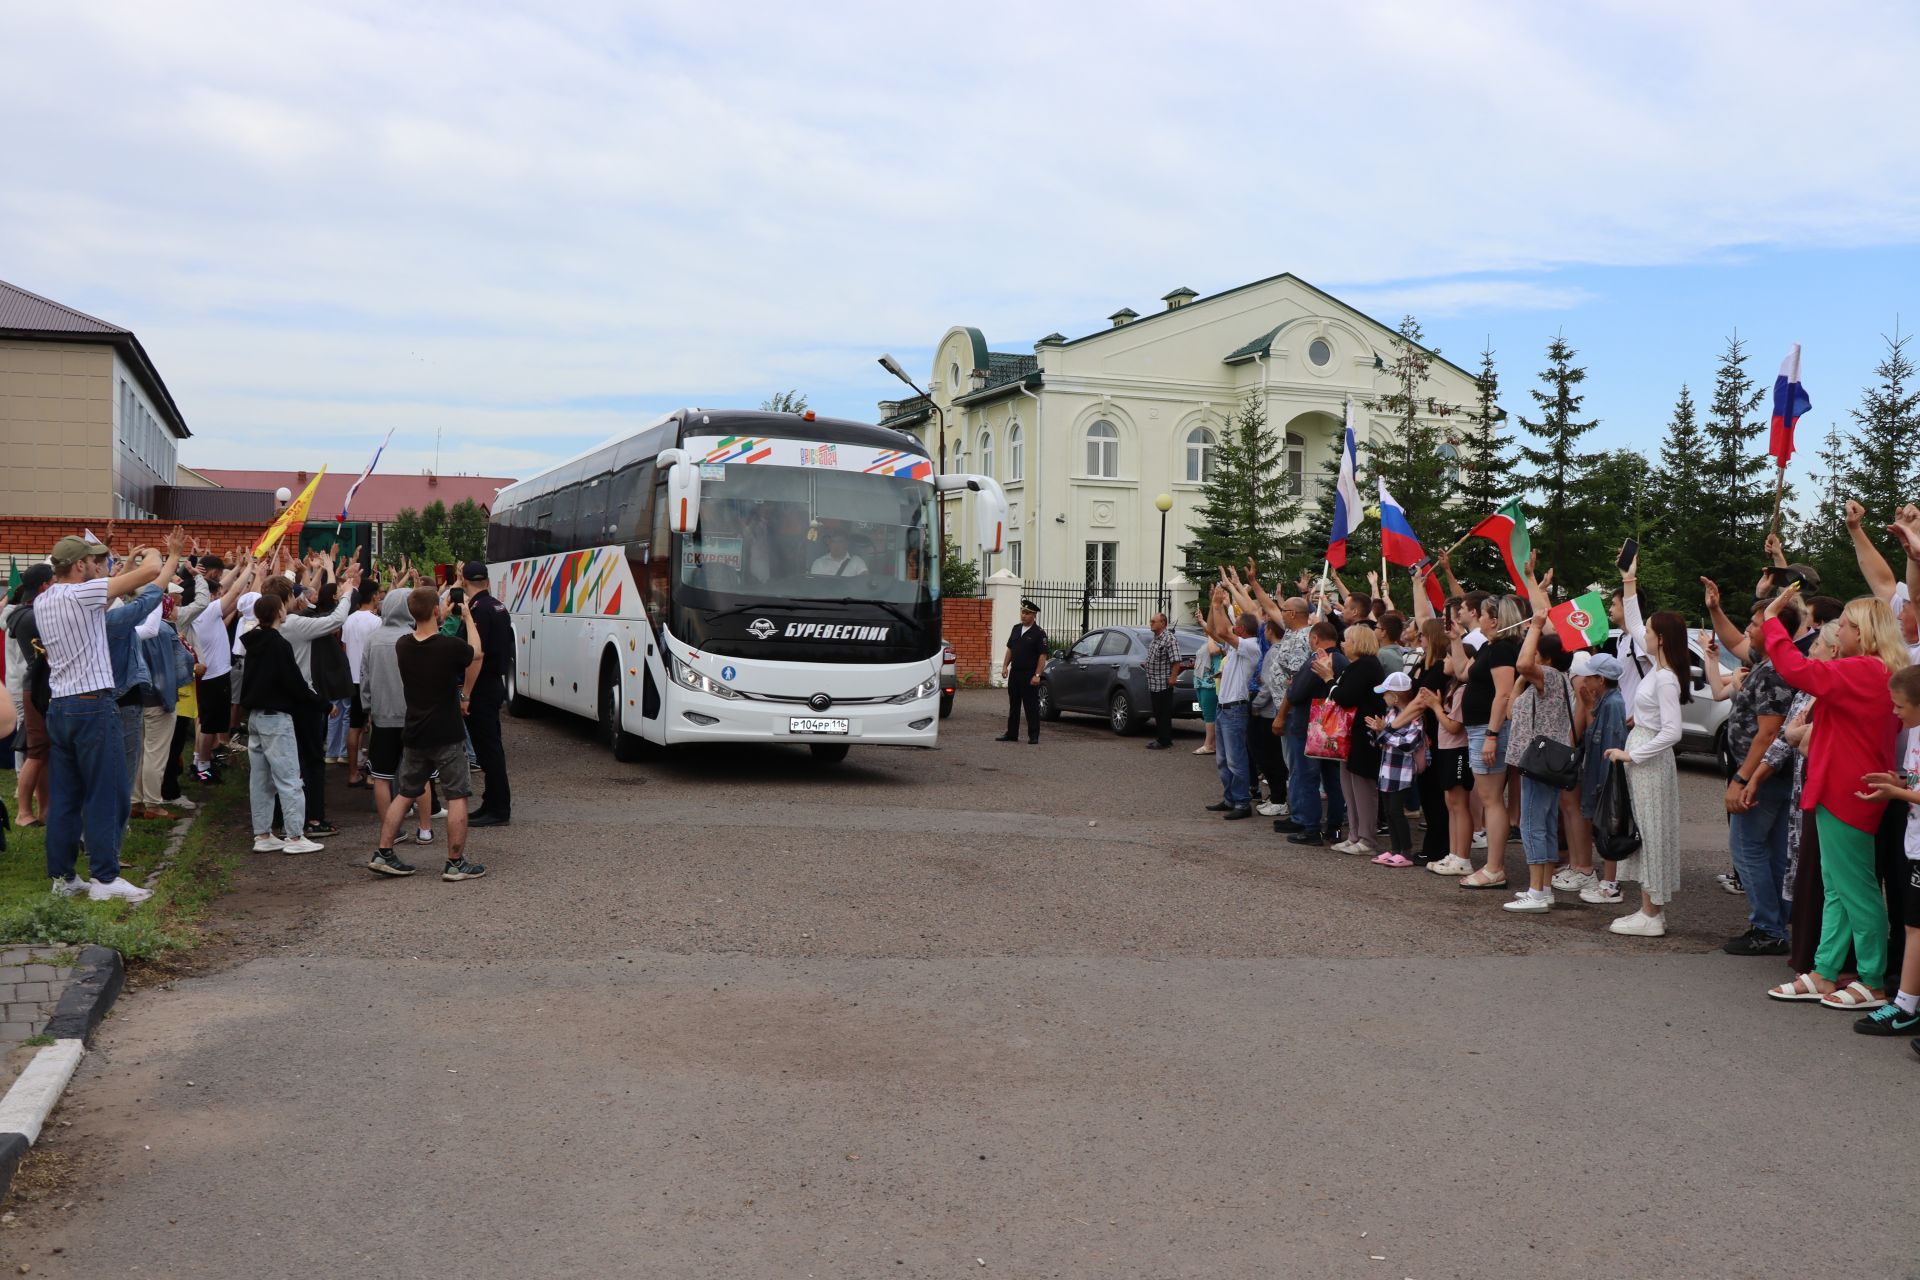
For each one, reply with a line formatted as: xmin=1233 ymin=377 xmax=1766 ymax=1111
xmin=45 ymin=693 xmax=127 ymax=884
xmin=248 ymin=712 xmax=306 ymax=836
xmin=1729 ymin=772 xmax=1793 ymax=939
xmin=324 ymin=698 xmax=350 ymax=759
xmin=1519 ymin=775 xmax=1563 ymax=866
xmin=1215 ymin=702 xmax=1251 ymax=808
xmin=1286 ymin=728 xmax=1347 ymax=834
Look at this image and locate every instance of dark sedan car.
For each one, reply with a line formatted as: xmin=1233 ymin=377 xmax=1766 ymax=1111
xmin=1037 ymin=626 xmax=1208 ymax=734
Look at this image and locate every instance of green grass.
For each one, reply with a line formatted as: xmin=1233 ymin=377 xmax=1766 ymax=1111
xmin=0 ymin=767 xmax=248 ymax=961
xmin=20 ymin=1033 xmax=53 ymax=1048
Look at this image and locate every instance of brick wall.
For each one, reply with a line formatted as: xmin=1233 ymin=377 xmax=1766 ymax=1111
xmin=943 ymin=596 xmax=993 ymax=683
xmin=0 ymin=515 xmax=272 ymax=562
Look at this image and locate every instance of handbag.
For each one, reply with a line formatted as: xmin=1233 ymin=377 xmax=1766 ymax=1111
xmin=1305 ymin=698 xmax=1353 ymax=760
xmin=1593 ymin=758 xmax=1642 ymax=859
xmin=1515 ymin=672 xmax=1580 ymax=790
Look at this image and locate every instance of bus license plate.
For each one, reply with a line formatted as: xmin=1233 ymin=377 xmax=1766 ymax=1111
xmin=789 ymin=717 xmax=849 ymax=735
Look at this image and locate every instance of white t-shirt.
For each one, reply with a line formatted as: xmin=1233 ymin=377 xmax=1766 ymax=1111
xmin=231 ymin=592 xmax=263 ymax=657
xmin=1904 ymin=731 xmax=1920 ymax=862
xmin=1462 ymin=627 xmax=1487 ymax=652
xmin=342 ymin=609 xmax=381 ymax=683
xmin=192 ymin=599 xmax=234 ymax=680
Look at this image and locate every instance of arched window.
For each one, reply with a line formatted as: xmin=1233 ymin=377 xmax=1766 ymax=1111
xmin=978 ymin=429 xmax=994 ymax=479
xmin=1285 ymin=431 xmax=1305 ymax=496
xmin=1007 ymin=423 xmax=1024 ymax=480
xmin=1438 ymin=442 xmax=1461 ymax=494
xmin=949 ymin=361 xmax=961 ymax=391
xmin=1085 ymin=420 xmax=1119 ymax=478
xmin=1184 ymin=425 xmax=1217 ymax=483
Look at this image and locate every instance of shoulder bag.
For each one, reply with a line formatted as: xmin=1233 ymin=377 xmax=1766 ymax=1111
xmin=1516 ymin=670 xmax=1580 ymax=790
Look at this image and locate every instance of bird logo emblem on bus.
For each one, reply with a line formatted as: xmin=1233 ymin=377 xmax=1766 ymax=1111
xmin=747 ymin=618 xmax=777 ymax=639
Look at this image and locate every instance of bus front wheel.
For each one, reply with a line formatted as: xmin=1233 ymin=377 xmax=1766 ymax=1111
xmin=599 ymin=654 xmax=645 ymax=762
xmin=809 ymin=743 xmax=850 ymax=763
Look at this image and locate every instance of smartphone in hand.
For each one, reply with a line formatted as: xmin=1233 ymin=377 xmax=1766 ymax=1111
xmin=1616 ymin=538 xmax=1639 ymax=572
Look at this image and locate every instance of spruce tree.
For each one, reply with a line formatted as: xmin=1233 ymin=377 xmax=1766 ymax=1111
xmin=1644 ymin=385 xmax=1712 ymax=607
xmin=1369 ymin=315 xmax=1453 ymax=543
xmin=1583 ymin=449 xmax=1655 ymax=596
xmin=1802 ymin=328 xmax=1920 ymax=595
xmin=1515 ymin=334 xmax=1603 ymax=589
xmin=1178 ymin=394 xmax=1298 ymax=578
xmin=1453 ymin=340 xmax=1520 ymax=588
xmin=1309 ymin=417 xmax=1378 ymax=577
xmin=1695 ymin=334 xmax=1774 ymax=591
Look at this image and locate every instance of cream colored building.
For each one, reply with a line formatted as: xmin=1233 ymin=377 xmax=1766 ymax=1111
xmin=0 ymin=278 xmax=191 ymax=520
xmin=880 ymin=273 xmax=1484 ymax=588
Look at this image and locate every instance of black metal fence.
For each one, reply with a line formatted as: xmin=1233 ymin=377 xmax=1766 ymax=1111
xmin=1023 ymin=579 xmax=1172 ymax=649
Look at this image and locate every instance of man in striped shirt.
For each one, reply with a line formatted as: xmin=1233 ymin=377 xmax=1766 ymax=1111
xmin=40 ymin=528 xmax=185 ymax=903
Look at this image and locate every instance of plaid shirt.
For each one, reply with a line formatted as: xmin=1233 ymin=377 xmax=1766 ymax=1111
xmin=1144 ymin=628 xmax=1179 ymax=692
xmin=1374 ymin=717 xmax=1425 ymax=793
xmin=1726 ymin=657 xmax=1796 ymax=766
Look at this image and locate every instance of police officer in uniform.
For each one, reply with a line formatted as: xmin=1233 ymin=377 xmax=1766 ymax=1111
xmin=460 ymin=561 xmax=515 ymax=827
xmin=997 ymin=598 xmax=1048 ymax=744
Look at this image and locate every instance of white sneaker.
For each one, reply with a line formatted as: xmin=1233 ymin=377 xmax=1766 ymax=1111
xmin=1472 ymin=831 xmax=1489 ymax=849
xmin=252 ymin=835 xmax=287 ymax=853
xmin=1609 ymin=910 xmax=1667 ymax=937
xmin=1502 ymin=892 xmax=1551 ymax=913
xmin=415 ymin=828 xmax=435 ymax=844
xmin=166 ymin=796 xmax=198 ymax=811
xmin=88 ymin=877 xmax=154 ymax=903
xmin=1256 ymin=802 xmax=1285 ymax=817
xmin=279 ymin=837 xmax=324 ymax=855
xmin=1580 ymin=881 xmax=1624 ymax=904
xmin=431 ymin=807 xmax=448 ymax=821
xmin=1551 ymin=867 xmax=1597 ymax=893
xmin=1427 ymin=854 xmax=1474 ymax=876
xmin=50 ymin=877 xmax=87 ymax=898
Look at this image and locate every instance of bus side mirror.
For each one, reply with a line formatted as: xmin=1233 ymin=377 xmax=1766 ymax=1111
xmin=935 ymin=473 xmax=1008 ymax=555
xmin=659 ymin=449 xmax=701 ymax=535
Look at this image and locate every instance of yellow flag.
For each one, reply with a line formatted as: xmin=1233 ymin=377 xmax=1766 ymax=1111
xmin=253 ymin=467 xmax=328 ymax=556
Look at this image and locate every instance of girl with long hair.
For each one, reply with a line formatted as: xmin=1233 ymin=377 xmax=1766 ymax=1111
xmin=1764 ymin=591 xmax=1909 ymax=1009
xmin=1457 ymin=594 xmax=1523 ymax=889
xmin=1603 ymin=607 xmax=1692 ymax=935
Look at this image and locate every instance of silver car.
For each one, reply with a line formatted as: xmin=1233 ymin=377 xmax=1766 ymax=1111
xmin=1611 ymin=628 xmax=1736 ymax=769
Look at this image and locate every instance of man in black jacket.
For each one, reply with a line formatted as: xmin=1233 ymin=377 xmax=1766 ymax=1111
xmin=997 ymin=599 xmax=1048 ymax=744
xmin=238 ymin=594 xmax=330 ymax=855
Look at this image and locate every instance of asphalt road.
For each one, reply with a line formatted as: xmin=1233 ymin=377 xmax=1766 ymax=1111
xmin=5 ymin=695 xmax=1916 ymax=1279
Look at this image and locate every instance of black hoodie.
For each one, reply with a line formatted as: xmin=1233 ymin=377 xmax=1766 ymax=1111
xmin=239 ymin=625 xmax=328 ymax=716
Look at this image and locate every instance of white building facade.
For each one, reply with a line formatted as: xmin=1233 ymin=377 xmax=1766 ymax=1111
xmin=879 ymin=273 xmax=1485 ymax=589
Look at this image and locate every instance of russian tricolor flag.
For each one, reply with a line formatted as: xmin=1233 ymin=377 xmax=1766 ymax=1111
xmin=1769 ymin=344 xmax=1811 ymax=466
xmin=1327 ymin=400 xmax=1363 ymax=568
xmin=1378 ymin=479 xmax=1423 ymax=567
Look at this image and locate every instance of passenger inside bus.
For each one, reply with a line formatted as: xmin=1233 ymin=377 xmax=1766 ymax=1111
xmin=809 ymin=530 xmax=868 ymax=578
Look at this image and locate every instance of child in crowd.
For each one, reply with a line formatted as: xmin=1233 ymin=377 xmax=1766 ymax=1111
xmin=1366 ymin=671 xmax=1425 ymax=868
xmin=1852 ymin=664 xmax=1920 ymax=1050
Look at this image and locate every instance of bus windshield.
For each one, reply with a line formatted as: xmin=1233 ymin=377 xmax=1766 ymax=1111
xmin=677 ymin=464 xmax=936 ymax=607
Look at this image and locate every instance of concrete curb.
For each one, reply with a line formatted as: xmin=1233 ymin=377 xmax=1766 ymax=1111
xmin=0 ymin=947 xmax=124 ymax=1205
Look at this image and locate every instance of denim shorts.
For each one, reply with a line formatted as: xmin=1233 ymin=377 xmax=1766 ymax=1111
xmin=1465 ymin=723 xmax=1510 ymax=776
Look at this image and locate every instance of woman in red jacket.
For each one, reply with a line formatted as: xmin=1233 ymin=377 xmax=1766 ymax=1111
xmin=1763 ymin=590 xmax=1910 ymax=1011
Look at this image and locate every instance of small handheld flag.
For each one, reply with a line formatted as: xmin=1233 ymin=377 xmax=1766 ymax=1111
xmin=1546 ymin=591 xmax=1611 ymax=652
xmin=1378 ymin=480 xmax=1425 ymax=567
xmin=1327 ymin=400 xmax=1363 ymax=569
xmin=1468 ymin=500 xmax=1532 ymax=592
xmin=1769 ymin=344 xmax=1810 ymax=466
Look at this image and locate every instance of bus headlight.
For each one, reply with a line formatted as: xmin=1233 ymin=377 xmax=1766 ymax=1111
xmin=889 ymin=676 xmax=939 ymax=704
xmin=675 ymin=657 xmax=741 ymax=700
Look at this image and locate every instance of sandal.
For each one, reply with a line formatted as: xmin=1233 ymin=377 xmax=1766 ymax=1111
xmin=1767 ymin=973 xmax=1831 ymax=1002
xmin=1372 ymin=852 xmax=1415 ymax=868
xmin=1459 ymin=868 xmax=1507 ymax=890
xmin=1820 ymin=981 xmax=1887 ymax=1011
xmin=304 ymin=822 xmax=340 ymax=838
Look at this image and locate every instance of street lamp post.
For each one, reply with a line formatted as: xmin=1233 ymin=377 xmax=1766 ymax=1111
xmin=878 ymin=354 xmax=947 ymax=552
xmin=1154 ymin=493 xmax=1173 ymax=618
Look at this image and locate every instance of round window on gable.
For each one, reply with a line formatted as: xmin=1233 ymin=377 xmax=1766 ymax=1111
xmin=1307 ymin=338 xmax=1333 ymax=368
xmin=950 ymin=361 xmax=961 ymax=391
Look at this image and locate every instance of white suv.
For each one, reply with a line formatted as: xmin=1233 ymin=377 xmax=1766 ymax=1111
xmin=1610 ymin=629 xmax=1736 ymax=770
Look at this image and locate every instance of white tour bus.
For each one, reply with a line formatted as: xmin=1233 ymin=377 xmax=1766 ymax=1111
xmin=486 ymin=407 xmax=1006 ymax=762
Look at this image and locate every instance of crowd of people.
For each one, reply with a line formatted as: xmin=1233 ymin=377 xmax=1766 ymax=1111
xmin=1172 ymin=507 xmax=1920 ymax=1057
xmin=2 ymin=528 xmax=516 ymax=893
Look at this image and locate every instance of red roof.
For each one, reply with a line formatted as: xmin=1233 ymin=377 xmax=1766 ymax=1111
xmin=192 ymin=470 xmax=517 ymax=524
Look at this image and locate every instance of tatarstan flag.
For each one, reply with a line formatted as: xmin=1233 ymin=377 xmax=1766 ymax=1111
xmin=1468 ymin=500 xmax=1530 ymax=591
xmin=1547 ymin=591 xmax=1610 ymax=652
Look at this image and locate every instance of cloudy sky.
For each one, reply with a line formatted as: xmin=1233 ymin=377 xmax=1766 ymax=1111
xmin=4 ymin=1 xmax=1916 ymax=493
